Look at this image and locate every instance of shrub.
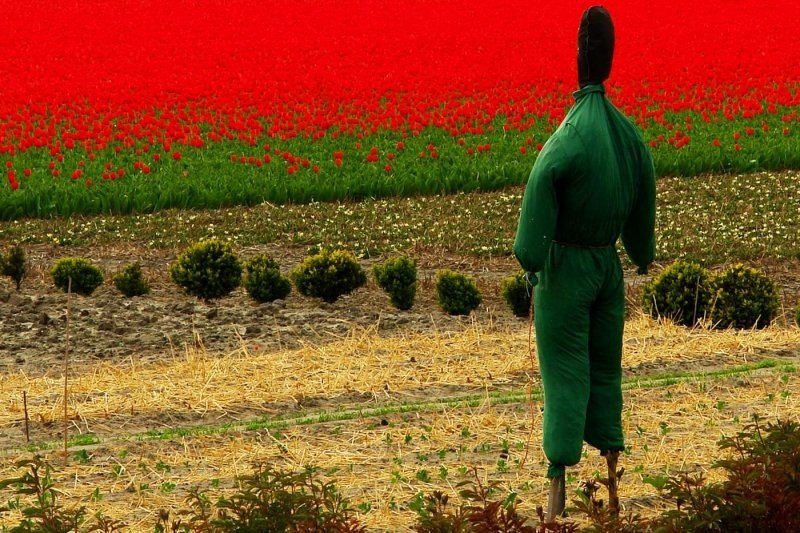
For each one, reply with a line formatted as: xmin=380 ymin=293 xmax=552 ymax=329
xmin=650 ymin=417 xmax=800 ymax=532
xmin=50 ymin=257 xmax=104 ymax=296
xmin=501 ymin=271 xmax=533 ymax=318
xmin=1 ymin=244 xmax=26 ymax=290
xmin=373 ymin=256 xmax=417 ymax=310
xmin=291 ymin=249 xmax=366 ymax=303
xmin=435 ymin=269 xmax=482 ymax=315
xmin=795 ymin=303 xmax=800 ymax=327
xmin=642 ymin=260 xmax=714 ymax=326
xmin=113 ymin=262 xmax=150 ymax=297
xmin=243 ymin=254 xmax=291 ymax=303
xmin=170 ymin=239 xmax=242 ymax=300
xmin=711 ymin=264 xmax=780 ymax=329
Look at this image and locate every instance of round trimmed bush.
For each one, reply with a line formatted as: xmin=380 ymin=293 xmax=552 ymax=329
xmin=711 ymin=264 xmax=780 ymax=329
xmin=435 ymin=269 xmax=482 ymax=316
xmin=1 ymin=244 xmax=26 ymax=290
xmin=113 ymin=262 xmax=150 ymax=297
xmin=373 ymin=256 xmax=417 ymax=310
xmin=170 ymin=239 xmax=242 ymax=300
xmin=642 ymin=260 xmax=714 ymax=326
xmin=501 ymin=271 xmax=533 ymax=318
xmin=290 ymin=249 xmax=366 ymax=303
xmin=51 ymin=257 xmax=104 ymax=296
xmin=244 ymin=254 xmax=291 ymax=303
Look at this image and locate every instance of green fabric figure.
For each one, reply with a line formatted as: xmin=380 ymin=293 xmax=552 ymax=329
xmin=513 ymin=8 xmax=656 ymax=480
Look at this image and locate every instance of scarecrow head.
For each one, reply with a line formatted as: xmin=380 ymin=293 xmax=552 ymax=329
xmin=577 ymin=6 xmax=615 ymax=88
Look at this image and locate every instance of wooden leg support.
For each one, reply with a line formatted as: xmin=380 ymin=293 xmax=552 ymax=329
xmin=603 ymin=450 xmax=622 ymax=516
xmin=547 ymin=474 xmax=566 ymax=521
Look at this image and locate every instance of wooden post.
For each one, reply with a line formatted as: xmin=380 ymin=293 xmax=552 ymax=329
xmin=23 ymin=391 xmax=30 ymax=443
xmin=604 ymin=450 xmax=622 ymax=516
xmin=63 ymin=277 xmax=71 ymax=461
xmin=547 ymin=474 xmax=566 ymax=521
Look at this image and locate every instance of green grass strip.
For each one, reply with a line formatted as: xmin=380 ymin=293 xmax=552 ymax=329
xmin=8 ymin=358 xmax=793 ymax=455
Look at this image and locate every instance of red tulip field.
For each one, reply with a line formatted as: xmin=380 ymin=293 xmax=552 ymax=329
xmin=1 ymin=1 xmax=799 ymax=531
xmin=1 ymin=0 xmax=799 ymax=218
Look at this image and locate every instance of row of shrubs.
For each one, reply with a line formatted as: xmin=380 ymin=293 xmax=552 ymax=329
xmin=642 ymin=260 xmax=790 ymax=329
xmin=1 ymin=241 xmax=489 ymax=316
xmin=3 ymin=242 xmax=800 ymax=327
xmin=1 ymin=417 xmax=798 ymax=532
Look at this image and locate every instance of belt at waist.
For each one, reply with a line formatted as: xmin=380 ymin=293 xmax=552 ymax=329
xmin=553 ymin=240 xmax=616 ymax=250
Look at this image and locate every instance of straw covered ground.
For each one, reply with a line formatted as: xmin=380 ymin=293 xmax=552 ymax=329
xmin=1 ymin=305 xmax=799 ymax=529
xmin=1 ymin=175 xmax=800 ymax=530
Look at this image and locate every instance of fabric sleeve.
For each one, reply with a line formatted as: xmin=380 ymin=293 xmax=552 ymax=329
xmin=513 ymin=136 xmax=567 ymax=276
xmin=621 ymin=147 xmax=656 ymax=273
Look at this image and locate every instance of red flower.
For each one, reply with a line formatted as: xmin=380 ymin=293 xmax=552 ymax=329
xmin=312 ymin=165 xmax=320 ymax=173
xmin=23 ymin=168 xmax=31 ymax=177
xmin=85 ymin=179 xmax=92 ymax=188
xmin=333 ymin=151 xmax=344 ymax=160
xmin=366 ymin=153 xmax=379 ymax=162
xmin=334 ymin=158 xmax=342 ymax=168
xmin=745 ymin=127 xmax=755 ymax=136
xmin=172 ymin=151 xmax=182 ymax=160
xmin=734 ymin=143 xmax=742 ymax=151
xmin=71 ymin=169 xmax=82 ymax=180
xmin=395 ymin=141 xmax=405 ymax=150
xmin=142 ymin=165 xmax=151 ymax=174
xmin=384 ymin=164 xmax=392 ymax=172
xmin=712 ymin=139 xmax=721 ymax=147
xmin=519 ymin=146 xmax=527 ymax=154
xmin=536 ymin=143 xmax=544 ymax=151
xmin=153 ymin=153 xmax=161 ymax=162
xmin=733 ymin=131 xmax=741 ymax=140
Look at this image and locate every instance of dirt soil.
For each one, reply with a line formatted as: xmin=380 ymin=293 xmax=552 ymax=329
xmin=1 ymin=243 xmax=799 ymax=378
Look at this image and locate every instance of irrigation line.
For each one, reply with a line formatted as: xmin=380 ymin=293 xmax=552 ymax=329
xmin=8 ymin=358 xmax=792 ymax=455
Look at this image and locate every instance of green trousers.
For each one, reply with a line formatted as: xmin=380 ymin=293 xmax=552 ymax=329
xmin=535 ymin=243 xmax=625 ymax=478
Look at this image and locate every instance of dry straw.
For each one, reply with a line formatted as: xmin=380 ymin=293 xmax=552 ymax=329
xmin=1 ymin=314 xmax=799 ymax=530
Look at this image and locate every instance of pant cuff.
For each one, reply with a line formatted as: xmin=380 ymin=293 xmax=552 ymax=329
xmin=547 ymin=463 xmax=565 ymax=478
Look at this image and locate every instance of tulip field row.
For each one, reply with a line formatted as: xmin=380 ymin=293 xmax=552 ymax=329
xmin=1 ymin=0 xmax=799 ymax=219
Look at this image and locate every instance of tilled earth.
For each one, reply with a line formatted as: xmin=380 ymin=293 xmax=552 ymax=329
xmin=1 ymin=243 xmax=799 ymax=377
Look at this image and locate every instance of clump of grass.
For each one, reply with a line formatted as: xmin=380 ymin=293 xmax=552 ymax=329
xmin=113 ymin=262 xmax=150 ymax=297
xmin=243 ymin=253 xmax=291 ymax=303
xmin=170 ymin=239 xmax=242 ymax=300
xmin=50 ymin=257 xmax=104 ymax=296
xmin=642 ymin=260 xmax=714 ymax=326
xmin=0 ymin=243 xmax=26 ymax=290
xmin=373 ymin=256 xmax=417 ymax=310
xmin=435 ymin=269 xmax=482 ymax=316
xmin=711 ymin=264 xmax=780 ymax=329
xmin=291 ymin=249 xmax=366 ymax=303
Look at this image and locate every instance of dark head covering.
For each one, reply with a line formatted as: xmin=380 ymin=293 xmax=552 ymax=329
xmin=577 ymin=6 xmax=615 ymax=88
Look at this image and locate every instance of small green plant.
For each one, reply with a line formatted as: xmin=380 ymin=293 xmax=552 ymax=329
xmin=243 ymin=253 xmax=291 ymax=303
xmin=112 ymin=262 xmax=150 ymax=297
xmin=0 ymin=456 xmax=89 ymax=531
xmin=50 ymin=257 xmax=104 ymax=296
xmin=170 ymin=238 xmax=242 ymax=300
xmin=710 ymin=264 xmax=780 ymax=329
xmin=500 ymin=271 xmax=533 ymax=318
xmin=650 ymin=417 xmax=800 ymax=532
xmin=1 ymin=244 xmax=26 ymax=290
xmin=291 ymin=249 xmax=367 ymax=303
xmin=435 ymin=269 xmax=482 ymax=316
xmin=642 ymin=260 xmax=714 ymax=326
xmin=373 ymin=256 xmax=417 ymax=310
xmin=199 ymin=464 xmax=366 ymax=531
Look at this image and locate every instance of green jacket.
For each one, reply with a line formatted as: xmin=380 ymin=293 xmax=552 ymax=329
xmin=514 ymin=84 xmax=655 ymax=279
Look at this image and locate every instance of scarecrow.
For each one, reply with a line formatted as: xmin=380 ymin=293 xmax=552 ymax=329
xmin=513 ymin=6 xmax=656 ymax=520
